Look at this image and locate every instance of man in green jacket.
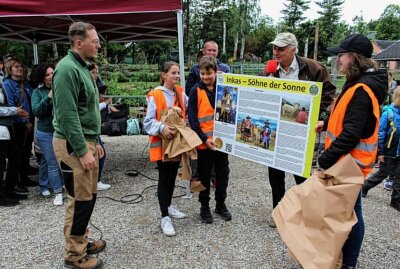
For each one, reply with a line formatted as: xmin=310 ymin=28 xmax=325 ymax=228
xmin=52 ymin=21 xmax=105 ymax=269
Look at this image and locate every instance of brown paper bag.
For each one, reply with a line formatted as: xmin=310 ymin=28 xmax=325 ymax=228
xmin=160 ymin=107 xmax=202 ymax=160
xmin=272 ymin=154 xmax=364 ymax=269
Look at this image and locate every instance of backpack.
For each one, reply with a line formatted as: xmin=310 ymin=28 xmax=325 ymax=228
xmin=127 ymin=118 xmax=141 ymax=135
xmin=107 ymin=120 xmax=122 ymax=136
xmin=107 ymin=117 xmax=128 ymax=136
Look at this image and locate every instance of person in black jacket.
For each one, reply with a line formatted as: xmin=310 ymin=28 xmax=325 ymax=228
xmin=0 ymin=82 xmax=29 ymax=205
xmin=316 ymin=34 xmax=388 ymax=269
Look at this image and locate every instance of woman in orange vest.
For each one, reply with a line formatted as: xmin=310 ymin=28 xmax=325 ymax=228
xmin=143 ymin=61 xmax=188 ymax=237
xmin=188 ymin=56 xmax=232 ymax=224
xmin=316 ymin=34 xmax=388 ymax=269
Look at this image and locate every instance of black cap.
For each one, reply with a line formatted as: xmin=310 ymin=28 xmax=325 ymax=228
xmin=327 ymin=34 xmax=373 ymax=58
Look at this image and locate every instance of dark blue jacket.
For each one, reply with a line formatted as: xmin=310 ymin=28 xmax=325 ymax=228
xmin=3 ymin=78 xmax=32 ymax=124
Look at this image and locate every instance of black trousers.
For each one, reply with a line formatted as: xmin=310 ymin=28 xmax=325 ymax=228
xmin=12 ymin=124 xmax=33 ymax=185
xmin=197 ymin=149 xmax=229 ymax=207
xmin=363 ymin=157 xmax=394 ymax=190
xmin=268 ymin=167 xmax=306 ymax=208
xmin=364 ymin=157 xmax=400 ymax=202
xmin=0 ymin=126 xmax=19 ymax=193
xmin=157 ymin=160 xmax=180 ymax=217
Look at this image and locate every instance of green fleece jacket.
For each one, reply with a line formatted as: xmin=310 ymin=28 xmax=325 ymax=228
xmin=52 ymin=50 xmax=100 ymax=157
xmin=31 ymin=85 xmax=54 ymax=133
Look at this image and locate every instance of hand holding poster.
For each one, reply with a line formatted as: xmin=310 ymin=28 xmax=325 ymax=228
xmin=214 ymin=73 xmax=322 ymax=178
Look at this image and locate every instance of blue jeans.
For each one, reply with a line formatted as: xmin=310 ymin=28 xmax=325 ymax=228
xmin=98 ymin=136 xmax=106 ymax=182
xmin=36 ymin=130 xmax=63 ymax=193
xmin=342 ymin=192 xmax=364 ymax=267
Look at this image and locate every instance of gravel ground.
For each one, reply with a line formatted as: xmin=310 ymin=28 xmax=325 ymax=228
xmin=0 ymin=135 xmax=399 ymax=269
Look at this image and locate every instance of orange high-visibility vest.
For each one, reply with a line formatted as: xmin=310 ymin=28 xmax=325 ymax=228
xmin=196 ymin=87 xmax=215 ymax=150
xmin=148 ymin=85 xmax=185 ymax=162
xmin=325 ymin=83 xmax=380 ymax=177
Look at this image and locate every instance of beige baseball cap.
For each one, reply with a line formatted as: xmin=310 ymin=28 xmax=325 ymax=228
xmin=269 ymin=32 xmax=298 ymax=47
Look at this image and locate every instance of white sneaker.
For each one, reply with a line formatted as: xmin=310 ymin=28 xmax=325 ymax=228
xmin=97 ymin=181 xmax=111 ymax=191
xmin=168 ymin=205 xmax=186 ymax=219
xmin=160 ymin=216 xmax=176 ymax=236
xmin=41 ymin=190 xmax=51 ymax=198
xmin=53 ymin=193 xmax=63 ymax=206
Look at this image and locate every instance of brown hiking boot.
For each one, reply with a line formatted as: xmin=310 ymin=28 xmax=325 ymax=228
xmin=87 ymin=239 xmax=107 ymax=255
xmin=64 ymin=256 xmax=104 ymax=269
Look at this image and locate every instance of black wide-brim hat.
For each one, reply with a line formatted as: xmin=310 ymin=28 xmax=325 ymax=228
xmin=327 ymin=34 xmax=373 ymax=58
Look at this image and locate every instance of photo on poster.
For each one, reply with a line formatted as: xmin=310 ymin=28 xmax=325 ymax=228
xmin=215 ymin=85 xmax=238 ymax=124
xmin=236 ymin=113 xmax=277 ymax=151
xmin=280 ymin=96 xmax=311 ymax=124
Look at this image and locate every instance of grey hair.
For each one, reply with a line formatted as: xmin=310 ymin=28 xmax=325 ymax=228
xmin=68 ymin=21 xmax=96 ymax=47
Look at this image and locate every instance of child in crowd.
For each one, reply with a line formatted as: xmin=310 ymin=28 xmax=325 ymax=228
xmin=188 ymin=56 xmax=232 ymax=224
xmin=143 ymin=61 xmax=187 ymax=236
xmin=362 ymin=86 xmax=400 ymax=212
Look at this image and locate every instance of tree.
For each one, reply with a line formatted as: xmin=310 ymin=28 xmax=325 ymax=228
xmin=136 ymin=40 xmax=177 ymax=64
xmin=375 ymin=4 xmax=400 ymax=40
xmin=315 ymin=0 xmax=345 ymax=59
xmin=351 ymin=14 xmax=369 ymax=35
xmin=229 ymin=0 xmax=260 ymax=60
xmin=246 ymin=15 xmax=276 ymax=60
xmin=296 ymin=20 xmax=317 ymax=57
xmin=280 ymin=0 xmax=310 ymax=33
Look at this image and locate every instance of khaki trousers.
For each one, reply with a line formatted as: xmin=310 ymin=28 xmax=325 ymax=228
xmin=53 ymin=137 xmax=99 ymax=262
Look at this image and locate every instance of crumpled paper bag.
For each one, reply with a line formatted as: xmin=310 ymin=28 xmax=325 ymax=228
xmin=272 ymin=154 xmax=364 ymax=269
xmin=160 ymin=107 xmax=202 ymax=161
xmin=159 ymin=107 xmax=205 ymax=192
xmin=176 ymin=152 xmax=206 ymax=192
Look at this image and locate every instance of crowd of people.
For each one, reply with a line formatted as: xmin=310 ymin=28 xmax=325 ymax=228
xmin=0 ymin=20 xmax=398 ymax=269
xmin=0 ymin=50 xmax=113 ymax=209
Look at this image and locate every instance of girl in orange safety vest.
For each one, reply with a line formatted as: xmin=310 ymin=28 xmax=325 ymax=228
xmin=143 ymin=61 xmax=188 ymax=237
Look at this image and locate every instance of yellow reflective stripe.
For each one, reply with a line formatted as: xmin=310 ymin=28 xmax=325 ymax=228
xmin=150 ymin=140 xmax=161 ymax=148
xmin=198 ymin=114 xmax=214 ymax=123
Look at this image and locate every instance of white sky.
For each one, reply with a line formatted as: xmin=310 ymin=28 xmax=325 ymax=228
xmin=259 ymin=0 xmax=399 ymax=24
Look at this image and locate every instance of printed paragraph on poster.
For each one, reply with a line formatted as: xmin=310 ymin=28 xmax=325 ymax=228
xmin=213 ymin=73 xmax=322 ymax=177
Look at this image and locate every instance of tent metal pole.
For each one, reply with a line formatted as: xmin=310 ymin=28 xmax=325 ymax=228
xmin=177 ymin=10 xmax=185 ymax=87
xmin=33 ymin=43 xmax=39 ymax=64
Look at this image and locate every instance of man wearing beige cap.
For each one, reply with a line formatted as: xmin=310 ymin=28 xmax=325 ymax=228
xmin=265 ymin=32 xmax=336 ymax=227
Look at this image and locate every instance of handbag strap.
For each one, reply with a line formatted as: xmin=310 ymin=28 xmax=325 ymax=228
xmin=17 ymin=81 xmax=25 ymax=107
